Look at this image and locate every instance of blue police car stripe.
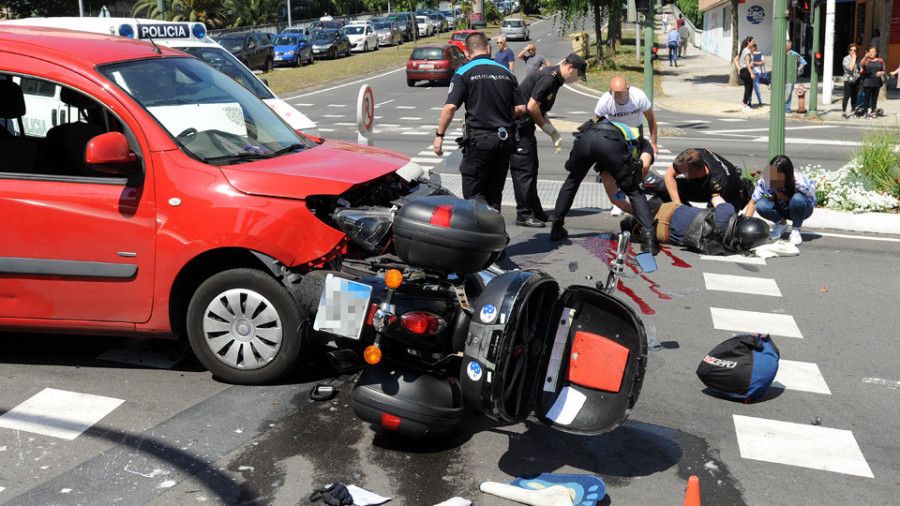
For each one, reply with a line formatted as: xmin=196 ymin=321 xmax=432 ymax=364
xmin=455 ymin=58 xmax=515 ymax=76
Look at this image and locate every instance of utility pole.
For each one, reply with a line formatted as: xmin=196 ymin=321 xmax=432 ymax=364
xmin=808 ymin=1 xmax=821 ymax=114
xmin=643 ymin=4 xmax=655 ymax=104
xmin=768 ymin=0 xmax=787 ymax=160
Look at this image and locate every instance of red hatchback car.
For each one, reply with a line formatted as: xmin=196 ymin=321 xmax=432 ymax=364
xmin=406 ymin=43 xmax=467 ymax=86
xmin=0 ymin=26 xmax=425 ymax=385
xmin=448 ymin=29 xmax=481 ymax=51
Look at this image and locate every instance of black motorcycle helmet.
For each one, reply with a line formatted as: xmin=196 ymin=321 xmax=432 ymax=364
xmin=733 ymin=216 xmax=770 ymax=251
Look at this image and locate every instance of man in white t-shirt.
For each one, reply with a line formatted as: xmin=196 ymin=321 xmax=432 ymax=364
xmin=592 ymin=76 xmax=658 ymax=175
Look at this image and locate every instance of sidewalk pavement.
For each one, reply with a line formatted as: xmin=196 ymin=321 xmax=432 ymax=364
xmin=648 ymin=44 xmax=900 ymax=236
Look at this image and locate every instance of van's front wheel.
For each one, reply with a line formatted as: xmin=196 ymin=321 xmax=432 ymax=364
xmin=187 ymin=268 xmax=304 ymax=385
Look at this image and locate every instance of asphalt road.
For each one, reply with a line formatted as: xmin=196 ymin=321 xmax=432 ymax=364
xmin=1 ymin=16 xmax=899 ymax=506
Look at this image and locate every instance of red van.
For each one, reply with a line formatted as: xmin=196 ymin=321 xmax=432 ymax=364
xmin=0 ymin=26 xmax=424 ymax=385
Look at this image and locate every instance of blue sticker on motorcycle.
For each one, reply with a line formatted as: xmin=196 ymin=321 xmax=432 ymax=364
xmin=480 ymin=304 xmax=497 ymax=323
xmin=467 ymin=361 xmax=483 ymax=381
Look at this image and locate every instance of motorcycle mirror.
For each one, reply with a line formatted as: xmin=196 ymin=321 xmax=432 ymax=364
xmin=635 ymin=252 xmax=658 ymax=273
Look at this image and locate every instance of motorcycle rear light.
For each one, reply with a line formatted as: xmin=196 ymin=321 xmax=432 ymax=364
xmin=366 ymin=303 xmax=378 ymax=326
xmin=381 ymin=413 xmax=402 ymax=431
xmin=364 ymin=345 xmax=382 ymax=364
xmin=429 ymin=205 xmax=453 ymax=227
xmin=400 ymin=312 xmax=442 ymax=335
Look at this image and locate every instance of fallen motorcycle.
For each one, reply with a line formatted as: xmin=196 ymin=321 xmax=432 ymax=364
xmin=302 ymin=191 xmax=656 ymax=438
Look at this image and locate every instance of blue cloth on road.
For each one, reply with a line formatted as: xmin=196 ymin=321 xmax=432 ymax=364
xmin=509 ymin=473 xmax=606 ymax=506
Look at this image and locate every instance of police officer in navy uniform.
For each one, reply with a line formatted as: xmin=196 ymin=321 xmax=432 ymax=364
xmin=510 ymin=53 xmax=587 ymax=228
xmin=434 ymin=32 xmax=526 ymax=210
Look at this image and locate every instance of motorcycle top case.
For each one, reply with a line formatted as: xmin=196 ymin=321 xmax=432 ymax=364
xmin=393 ymin=195 xmax=508 ymax=273
xmin=460 ymin=270 xmax=648 ymax=434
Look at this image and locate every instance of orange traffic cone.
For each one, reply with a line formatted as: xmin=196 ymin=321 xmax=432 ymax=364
xmin=684 ymin=475 xmax=700 ymax=506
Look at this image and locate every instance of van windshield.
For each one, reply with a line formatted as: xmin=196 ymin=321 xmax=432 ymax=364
xmin=99 ymin=57 xmax=312 ymax=165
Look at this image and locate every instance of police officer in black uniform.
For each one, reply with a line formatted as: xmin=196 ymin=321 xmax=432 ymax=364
xmin=510 ymin=53 xmax=587 ymax=227
xmin=659 ymin=148 xmax=749 ymax=211
xmin=434 ymin=32 xmax=526 ymax=210
xmin=552 ymin=118 xmax=660 ymax=255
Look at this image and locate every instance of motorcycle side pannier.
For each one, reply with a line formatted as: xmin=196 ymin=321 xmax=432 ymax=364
xmin=459 ymin=270 xmax=648 ymax=434
xmin=393 ymin=195 xmax=507 ymax=273
xmin=351 ymin=362 xmax=464 ymax=438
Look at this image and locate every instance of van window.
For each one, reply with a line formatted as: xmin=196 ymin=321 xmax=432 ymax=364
xmin=0 ymin=74 xmax=133 ymax=179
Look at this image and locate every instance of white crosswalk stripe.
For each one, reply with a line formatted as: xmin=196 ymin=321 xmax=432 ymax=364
xmin=709 ymin=307 xmax=803 ymax=338
xmin=703 ymin=273 xmax=782 ymax=297
xmin=700 ymin=254 xmax=766 ymax=265
xmin=733 ymin=415 xmax=873 ymax=478
xmin=771 ymin=360 xmax=832 ymax=394
xmin=0 ymin=388 xmax=124 ymax=440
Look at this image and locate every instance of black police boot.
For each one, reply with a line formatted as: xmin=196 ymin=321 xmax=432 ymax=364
xmin=550 ymin=220 xmax=568 ymax=241
xmin=640 ymin=226 xmax=660 ymax=256
xmin=619 ymin=216 xmax=638 ymax=235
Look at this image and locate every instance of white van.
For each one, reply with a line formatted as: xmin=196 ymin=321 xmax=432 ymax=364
xmin=0 ymin=17 xmax=319 ymax=137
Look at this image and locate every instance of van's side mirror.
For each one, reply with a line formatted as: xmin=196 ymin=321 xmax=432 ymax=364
xmin=85 ymin=131 xmax=140 ymax=175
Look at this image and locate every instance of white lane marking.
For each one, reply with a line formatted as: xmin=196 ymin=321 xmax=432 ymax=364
xmin=401 ymin=131 xmax=432 ymax=135
xmin=418 ymin=150 xmax=437 ymax=156
xmin=334 ymin=122 xmax=357 ymax=126
xmin=564 ymin=83 xmax=602 ymax=99
xmin=318 ymin=128 xmax=336 ymax=132
xmin=718 ymin=118 xmax=748 ymax=122
xmin=0 ymin=388 xmax=124 ymax=440
xmin=326 ymin=104 xmax=347 ymax=107
xmin=753 ymin=137 xmax=862 ymax=146
xmin=375 ymin=99 xmax=395 ymax=106
xmin=293 ymin=103 xmax=313 ymax=107
xmin=733 ymin=415 xmax=873 ymax=478
xmin=699 ymin=254 xmax=767 ymax=265
xmin=704 ymin=125 xmax=833 ymax=135
xmin=412 ymin=157 xmax=444 ymax=164
xmin=566 ymin=110 xmax=591 ymax=116
xmin=815 ymin=231 xmax=900 ymax=243
xmin=703 ymin=273 xmax=782 ymax=297
xmin=399 ymin=117 xmax=423 ymax=120
xmin=396 ymin=105 xmax=416 ymax=109
xmin=430 ymin=107 xmax=444 ymax=110
xmin=288 ymin=66 xmax=407 ymax=99
xmin=379 ymin=123 xmax=401 ymax=127
xmin=321 ymin=114 xmax=345 ymax=118
xmin=374 ymin=115 xmax=383 ymax=119
xmin=771 ymin=360 xmax=831 ymax=394
xmin=862 ymin=377 xmax=900 ymax=390
xmin=710 ymin=307 xmax=803 ymax=338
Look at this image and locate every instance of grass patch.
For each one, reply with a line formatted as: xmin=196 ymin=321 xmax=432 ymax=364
xmin=850 ymin=125 xmax=900 ymax=198
xmin=579 ymin=30 xmax=664 ymax=97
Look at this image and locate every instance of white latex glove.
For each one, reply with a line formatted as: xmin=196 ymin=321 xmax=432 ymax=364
xmin=479 ymin=482 xmax=574 ymax=506
xmin=541 ymin=122 xmax=563 ymax=154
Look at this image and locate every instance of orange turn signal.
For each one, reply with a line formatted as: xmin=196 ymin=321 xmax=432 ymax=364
xmin=363 ymin=345 xmax=382 ymax=364
xmin=384 ymin=269 xmax=403 ymax=289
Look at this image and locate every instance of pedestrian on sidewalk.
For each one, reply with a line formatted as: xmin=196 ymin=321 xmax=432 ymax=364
xmin=433 ymin=32 xmax=526 ymax=210
xmin=751 ymin=47 xmax=766 ymax=107
xmin=661 ymin=11 xmax=669 ymax=33
xmin=736 ymin=36 xmax=756 ymax=112
xmin=667 ymin=27 xmax=681 ymax=67
xmin=494 ymin=36 xmax=515 ymax=71
xmin=517 ymin=43 xmax=549 ymax=77
xmin=785 ymin=41 xmax=807 ymax=113
xmin=678 ymin=22 xmax=690 ymax=57
xmin=858 ymin=45 xmax=886 ymax=119
xmin=842 ymin=43 xmax=861 ymax=118
xmin=509 ymin=53 xmax=586 ymax=228
xmin=744 ymin=155 xmax=816 ymax=246
xmin=676 ymin=14 xmax=685 ymax=30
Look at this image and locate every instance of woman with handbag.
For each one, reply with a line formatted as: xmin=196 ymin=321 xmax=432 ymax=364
xmin=736 ymin=37 xmax=756 ymax=113
xmin=858 ymin=45 xmax=886 ymax=119
xmin=841 ymin=44 xmax=861 ymax=119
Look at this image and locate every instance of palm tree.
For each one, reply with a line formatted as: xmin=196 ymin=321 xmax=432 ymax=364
xmin=223 ymin=0 xmax=283 ymax=27
xmin=132 ymin=0 xmax=224 ymax=26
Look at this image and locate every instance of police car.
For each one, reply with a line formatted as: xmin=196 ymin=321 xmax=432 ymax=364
xmin=0 ymin=17 xmax=319 ymax=137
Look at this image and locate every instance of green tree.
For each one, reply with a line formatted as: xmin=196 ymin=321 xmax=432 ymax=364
xmin=544 ymin=0 xmax=622 ymax=65
xmin=1 ymin=0 xmax=77 ymax=17
xmin=223 ymin=0 xmax=283 ymax=27
xmin=132 ymin=0 xmax=224 ymax=25
xmin=675 ymin=0 xmax=701 ymax=27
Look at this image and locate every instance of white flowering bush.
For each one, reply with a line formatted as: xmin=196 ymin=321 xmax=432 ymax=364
xmin=806 ymin=162 xmax=899 ymax=213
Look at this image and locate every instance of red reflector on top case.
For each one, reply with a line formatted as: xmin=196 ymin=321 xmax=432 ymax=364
xmin=381 ymin=413 xmax=402 ymax=430
xmin=429 ymin=205 xmax=453 ymax=227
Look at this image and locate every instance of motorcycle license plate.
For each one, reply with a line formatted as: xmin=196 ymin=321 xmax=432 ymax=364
xmin=313 ymin=274 xmax=372 ymax=340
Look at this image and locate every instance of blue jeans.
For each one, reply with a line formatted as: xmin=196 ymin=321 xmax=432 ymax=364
xmin=752 ymin=72 xmax=763 ymax=105
xmin=755 ymin=193 xmax=814 ymax=228
xmin=668 ymin=42 xmax=678 ymax=65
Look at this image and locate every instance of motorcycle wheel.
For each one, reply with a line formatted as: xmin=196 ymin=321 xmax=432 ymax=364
xmin=186 ymin=268 xmax=304 ymax=385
